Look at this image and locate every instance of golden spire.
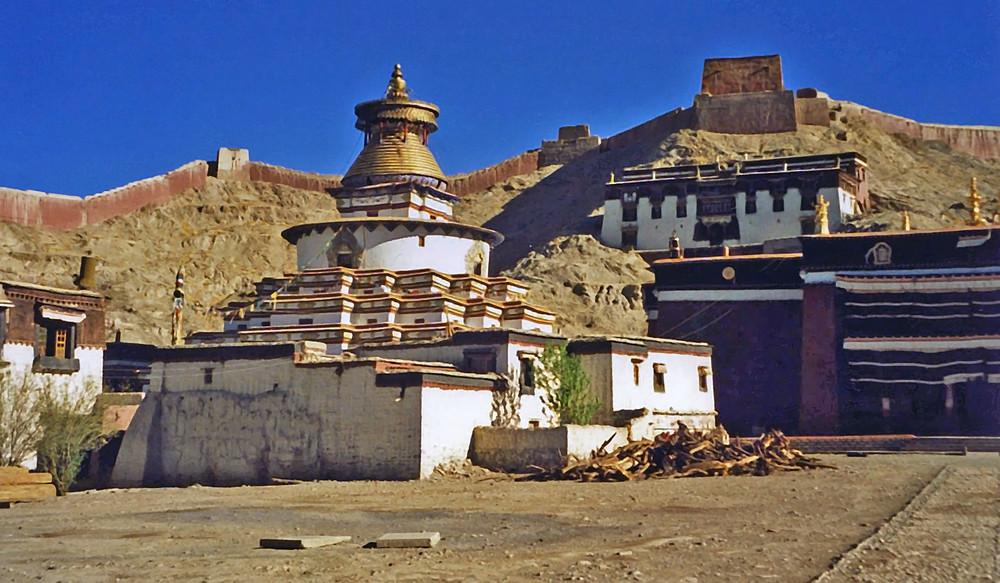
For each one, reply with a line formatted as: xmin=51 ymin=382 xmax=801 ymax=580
xmin=902 ymin=210 xmax=911 ymax=231
xmin=386 ymin=64 xmax=408 ymax=99
xmin=609 ymin=172 xmax=615 ymax=184
xmin=968 ymin=177 xmax=985 ymax=226
xmin=814 ymin=194 xmax=830 ymax=234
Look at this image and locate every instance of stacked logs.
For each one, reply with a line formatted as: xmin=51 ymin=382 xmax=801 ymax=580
xmin=0 ymin=467 xmax=56 ymax=506
xmin=517 ymin=422 xmax=834 ymax=482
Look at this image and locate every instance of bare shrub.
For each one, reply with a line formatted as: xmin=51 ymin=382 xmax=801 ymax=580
xmin=491 ymin=367 xmax=522 ymax=428
xmin=0 ymin=369 xmax=44 ymax=467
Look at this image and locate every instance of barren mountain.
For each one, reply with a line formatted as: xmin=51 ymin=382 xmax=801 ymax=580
xmin=2 ymin=101 xmax=998 ymax=343
xmin=0 ymin=179 xmax=340 ymax=344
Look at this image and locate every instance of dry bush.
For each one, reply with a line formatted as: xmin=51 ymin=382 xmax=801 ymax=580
xmin=0 ymin=370 xmax=44 ymax=467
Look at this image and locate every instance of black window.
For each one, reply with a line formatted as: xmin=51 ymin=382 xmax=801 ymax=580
xmin=800 ymin=192 xmax=817 ymax=211
xmin=622 ymin=207 xmax=637 ymax=222
xmin=773 ymin=197 xmax=785 ymax=213
xmin=519 ymin=356 xmax=536 ymax=395
xmin=204 ymin=368 xmax=214 ymax=384
xmin=745 ymin=193 xmax=757 ymax=214
xmin=36 ymin=322 xmax=74 ymax=360
xmin=462 ymin=349 xmax=497 ymax=374
xmin=801 ymin=219 xmax=816 ymax=235
xmin=651 ymin=204 xmax=662 ymax=219
xmin=676 ymin=196 xmax=688 ymax=218
xmin=622 ymin=231 xmax=637 ymax=249
xmin=653 ymin=363 xmax=666 ymax=393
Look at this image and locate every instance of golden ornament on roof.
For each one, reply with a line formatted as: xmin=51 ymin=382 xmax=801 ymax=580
xmin=968 ymin=177 xmax=985 ymax=226
xmin=386 ymin=64 xmax=408 ymax=99
xmin=902 ymin=210 xmax=911 ymax=231
xmin=814 ymin=194 xmax=830 ymax=234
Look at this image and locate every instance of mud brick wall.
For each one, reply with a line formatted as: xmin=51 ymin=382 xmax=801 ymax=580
xmin=245 ymin=162 xmax=341 ymax=193
xmin=448 ymin=150 xmax=540 ymax=197
xmin=795 ymin=97 xmax=832 ymax=127
xmin=839 ymin=102 xmax=1000 ymax=161
xmin=694 ymin=91 xmax=797 ymax=134
xmin=702 ymin=55 xmax=784 ymax=96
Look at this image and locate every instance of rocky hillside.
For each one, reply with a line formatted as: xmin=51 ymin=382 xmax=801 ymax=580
xmin=445 ymin=106 xmax=1000 ymax=337
xmin=0 ymin=179 xmax=340 ymax=344
xmin=2 ymin=101 xmax=998 ymax=344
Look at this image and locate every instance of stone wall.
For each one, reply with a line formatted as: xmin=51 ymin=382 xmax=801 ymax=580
xmin=0 ymin=149 xmax=346 ymax=230
xmin=538 ymin=125 xmax=601 ymax=167
xmin=0 ymin=161 xmax=208 ymax=230
xmin=838 ymin=101 xmax=1000 ymax=161
xmin=448 ymin=150 xmax=539 ymax=197
xmin=702 ymin=55 xmax=784 ymax=96
xmin=693 ymin=91 xmax=798 ymax=134
xmin=470 ymin=425 xmax=629 ymax=472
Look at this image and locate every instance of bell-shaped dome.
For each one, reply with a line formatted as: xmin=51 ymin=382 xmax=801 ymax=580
xmin=342 ymin=65 xmax=447 ymax=189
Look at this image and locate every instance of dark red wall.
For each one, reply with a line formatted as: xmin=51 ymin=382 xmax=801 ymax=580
xmin=654 ymin=299 xmax=802 ymax=434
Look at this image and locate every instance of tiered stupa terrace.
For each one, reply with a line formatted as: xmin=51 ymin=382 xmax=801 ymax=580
xmin=190 ymin=65 xmax=555 ymax=353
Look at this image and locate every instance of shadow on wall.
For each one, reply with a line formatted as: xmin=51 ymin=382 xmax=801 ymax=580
xmin=486 ymin=109 xmax=695 ymax=271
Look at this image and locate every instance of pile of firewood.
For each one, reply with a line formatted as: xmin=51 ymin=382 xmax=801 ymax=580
xmin=517 ymin=423 xmax=834 ymax=482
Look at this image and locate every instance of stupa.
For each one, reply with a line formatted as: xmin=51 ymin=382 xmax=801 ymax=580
xmin=190 ymin=65 xmax=555 ymax=352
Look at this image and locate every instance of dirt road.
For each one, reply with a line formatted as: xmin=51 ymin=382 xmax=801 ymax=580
xmin=0 ymin=454 xmax=995 ymax=582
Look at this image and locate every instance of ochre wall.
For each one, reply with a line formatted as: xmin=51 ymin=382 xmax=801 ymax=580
xmin=0 ymin=160 xmax=344 ymax=230
xmin=839 ymin=101 xmax=1000 ymax=161
xmin=449 ymin=150 xmax=539 ymax=196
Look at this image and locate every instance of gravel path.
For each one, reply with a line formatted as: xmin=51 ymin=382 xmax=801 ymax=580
xmin=817 ymin=460 xmax=1000 ymax=582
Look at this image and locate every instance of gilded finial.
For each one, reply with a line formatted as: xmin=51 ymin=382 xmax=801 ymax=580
xmin=386 ymin=63 xmax=409 ymax=99
xmin=814 ymin=194 xmax=830 ymax=234
xmin=968 ymin=177 xmax=985 ymax=226
xmin=668 ymin=230 xmax=683 ymax=259
xmin=609 ymin=172 xmax=615 ymax=184
xmin=902 ymin=211 xmax=911 ymax=231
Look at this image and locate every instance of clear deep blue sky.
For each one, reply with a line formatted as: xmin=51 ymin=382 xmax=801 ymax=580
xmin=2 ymin=1 xmax=998 ymax=196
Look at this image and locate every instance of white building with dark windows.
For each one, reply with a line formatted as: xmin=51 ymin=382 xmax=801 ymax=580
xmin=601 ymin=152 xmax=869 ymax=251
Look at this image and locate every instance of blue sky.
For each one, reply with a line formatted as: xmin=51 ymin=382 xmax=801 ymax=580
xmin=2 ymin=1 xmax=998 ymax=196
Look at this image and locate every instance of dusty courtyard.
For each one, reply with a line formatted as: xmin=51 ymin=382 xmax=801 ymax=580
xmin=1 ymin=454 xmax=997 ymax=582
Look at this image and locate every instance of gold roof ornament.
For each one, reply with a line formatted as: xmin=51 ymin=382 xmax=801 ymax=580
xmin=814 ymin=194 xmax=830 ymax=234
xmin=902 ymin=210 xmax=911 ymax=231
xmin=386 ymin=64 xmax=408 ymax=100
xmin=343 ymin=65 xmax=446 ymax=187
xmin=968 ymin=177 xmax=985 ymax=226
xmin=609 ymin=172 xmax=615 ymax=184
xmin=668 ymin=230 xmax=683 ymax=259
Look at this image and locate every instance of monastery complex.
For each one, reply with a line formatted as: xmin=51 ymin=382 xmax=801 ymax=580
xmin=2 ymin=54 xmax=1000 ymax=487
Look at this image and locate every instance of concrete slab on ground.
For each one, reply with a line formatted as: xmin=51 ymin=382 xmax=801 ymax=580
xmin=259 ymin=535 xmax=351 ymax=550
xmin=375 ymin=532 xmax=441 ymax=548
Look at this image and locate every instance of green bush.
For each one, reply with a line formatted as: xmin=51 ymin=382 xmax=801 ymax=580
xmin=35 ymin=386 xmax=106 ymax=495
xmin=537 ymin=344 xmax=602 ymax=425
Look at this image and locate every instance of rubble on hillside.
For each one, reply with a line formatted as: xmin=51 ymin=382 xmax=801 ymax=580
xmin=504 ymin=235 xmax=652 ymax=337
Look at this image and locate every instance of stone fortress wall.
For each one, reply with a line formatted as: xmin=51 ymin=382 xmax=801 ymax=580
xmin=4 ymin=54 xmax=1000 ymax=231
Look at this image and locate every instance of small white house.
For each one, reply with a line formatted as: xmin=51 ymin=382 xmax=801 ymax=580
xmin=0 ymin=280 xmax=107 ymax=466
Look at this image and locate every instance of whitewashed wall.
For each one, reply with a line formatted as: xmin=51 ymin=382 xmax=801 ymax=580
xmin=418 ymin=386 xmax=493 ymax=477
xmin=295 ymin=224 xmax=491 ymax=275
xmin=603 ymin=186 xmax=854 ymax=250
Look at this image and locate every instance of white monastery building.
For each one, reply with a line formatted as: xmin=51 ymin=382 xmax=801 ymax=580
xmin=602 ymin=152 xmax=870 ymax=251
xmin=110 ymin=66 xmax=717 ymax=486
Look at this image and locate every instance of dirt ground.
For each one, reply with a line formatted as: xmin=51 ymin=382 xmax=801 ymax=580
xmin=2 ymin=454 xmax=996 ymax=582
